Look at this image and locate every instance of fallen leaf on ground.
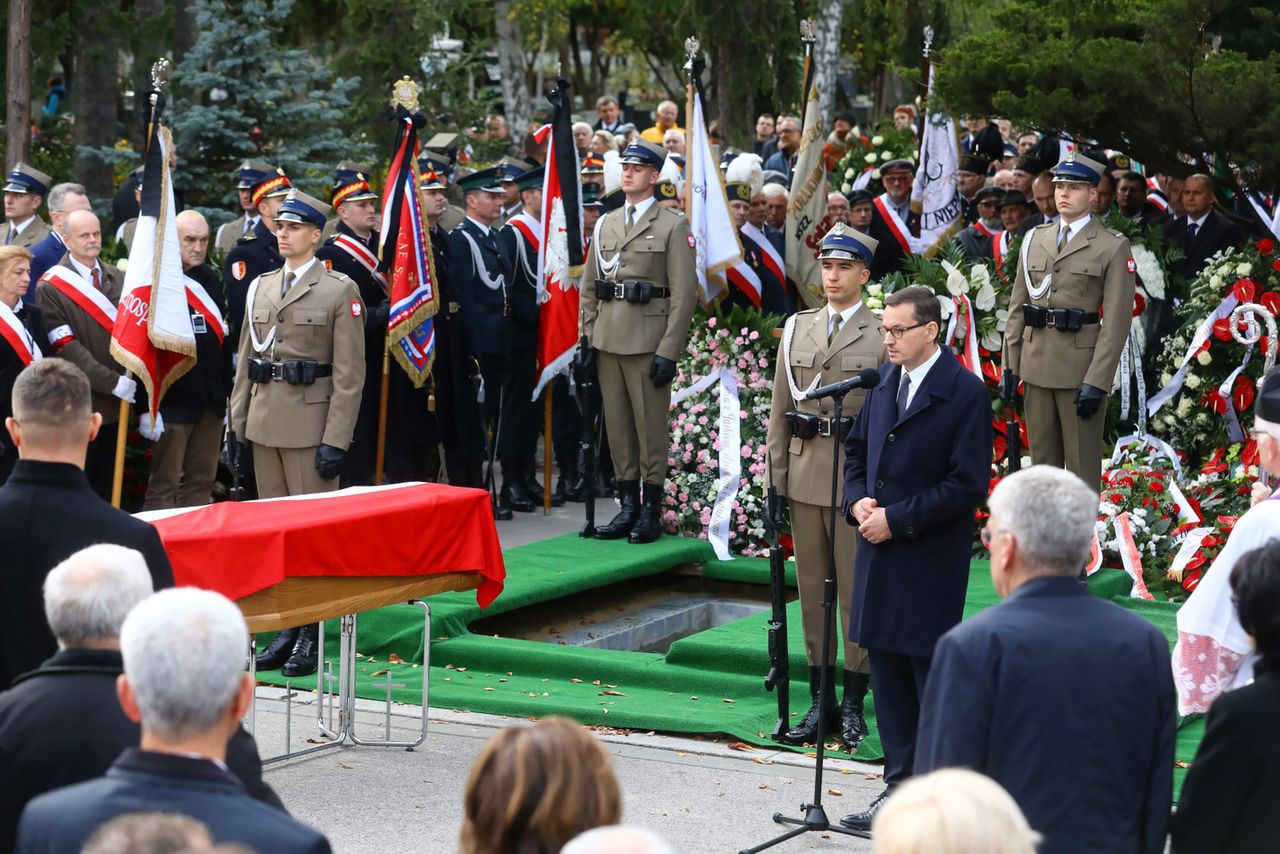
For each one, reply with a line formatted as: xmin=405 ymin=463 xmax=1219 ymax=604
xmin=370 ymin=669 xmax=389 ymax=677
xmin=727 ymin=742 xmax=755 ymax=752
xmin=1174 ymin=760 xmax=1191 ymax=768
xmin=570 ymin=678 xmax=584 ymax=683
xmin=758 ymin=784 xmax=769 ymax=790
xmin=752 ymin=757 xmax=772 ymax=765
xmin=864 ymin=772 xmax=883 ymax=780
xmin=600 ymin=690 xmax=626 ymax=696
xmin=827 ymin=788 xmax=843 ymax=796
xmin=389 ymin=653 xmax=405 ymax=664
xmin=483 ymin=687 xmax=495 ymax=692
xmin=722 ymin=698 xmax=735 ymax=703
xmin=338 ymin=762 xmax=353 ymax=769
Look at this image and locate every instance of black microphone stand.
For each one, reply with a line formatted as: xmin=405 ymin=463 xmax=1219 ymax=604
xmin=741 ymin=385 xmax=871 ymax=853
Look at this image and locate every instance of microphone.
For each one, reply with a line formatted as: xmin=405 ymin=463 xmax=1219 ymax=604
xmin=804 ymin=367 xmax=882 ymax=400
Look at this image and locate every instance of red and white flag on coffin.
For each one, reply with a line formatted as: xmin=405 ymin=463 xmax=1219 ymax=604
xmin=110 ymin=115 xmax=196 ymax=418
xmin=533 ymin=78 xmax=585 ymax=398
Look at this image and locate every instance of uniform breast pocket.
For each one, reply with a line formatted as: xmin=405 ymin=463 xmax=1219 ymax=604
xmin=292 ymin=308 xmax=330 ymax=346
xmin=1027 ymin=257 xmax=1048 ymax=273
xmin=251 ymin=308 xmax=270 ymax=326
xmin=632 ymin=243 xmax=664 ymax=277
xmin=840 ymin=354 xmax=869 ymax=372
xmin=303 ymin=376 xmax=333 ymax=405
xmin=1069 ymin=260 xmax=1102 ymax=279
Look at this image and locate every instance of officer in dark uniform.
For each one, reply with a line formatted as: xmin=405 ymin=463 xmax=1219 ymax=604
xmin=954 ymin=186 xmax=1005 ymax=261
xmin=224 ymin=164 xmax=291 ymax=341
xmin=446 ymin=167 xmax=516 ymax=520
xmin=956 ymin=152 xmax=991 ymax=226
xmin=422 ymin=164 xmax=484 ymax=488
xmin=496 ymin=157 xmax=538 ymax=224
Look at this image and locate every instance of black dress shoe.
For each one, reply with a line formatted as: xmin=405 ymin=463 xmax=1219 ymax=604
xmin=557 ymin=476 xmax=587 ymax=503
xmin=255 ymin=627 xmax=300 ymax=671
xmin=840 ymin=671 xmax=871 ymax=752
xmin=627 ymin=481 xmax=666 ymax=544
xmin=524 ymin=477 xmax=545 ymax=501
xmin=499 ymin=483 xmax=535 ymax=512
xmin=840 ymin=788 xmax=891 ymax=831
xmin=282 ymin=624 xmax=319 ymax=677
xmin=492 ymin=503 xmax=513 ymax=521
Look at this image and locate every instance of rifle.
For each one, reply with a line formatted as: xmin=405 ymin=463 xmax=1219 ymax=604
xmin=225 ymin=427 xmax=246 ymax=501
xmin=572 ymin=335 xmax=598 ymax=538
xmin=763 ymin=467 xmax=790 ymax=742
xmin=1001 ymin=369 xmax=1022 ymax=473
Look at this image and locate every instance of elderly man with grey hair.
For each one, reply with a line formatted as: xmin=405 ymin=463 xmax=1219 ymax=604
xmin=0 ymin=546 xmax=279 ymax=851
xmin=26 ymin=181 xmax=93 ymax=292
xmin=914 ymin=465 xmax=1175 ymax=854
xmin=17 ymin=587 xmax=327 ymax=853
xmin=562 ymin=825 xmax=678 ymax=854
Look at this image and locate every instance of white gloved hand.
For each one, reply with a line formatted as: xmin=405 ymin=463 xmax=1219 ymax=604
xmin=138 ymin=411 xmax=164 ymax=441
xmin=112 ymin=375 xmax=138 ymax=403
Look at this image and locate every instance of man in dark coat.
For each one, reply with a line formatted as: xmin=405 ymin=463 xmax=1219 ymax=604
xmin=915 ymin=465 xmax=1176 ymax=854
xmin=866 ymin=159 xmax=920 ymax=281
xmin=16 ymin=588 xmax=329 ymax=853
xmin=1164 ymin=173 xmax=1245 ymax=284
xmin=0 ymin=360 xmax=174 ymax=688
xmin=0 ymin=543 xmax=280 ymax=851
xmin=839 ymin=286 xmax=992 ymax=830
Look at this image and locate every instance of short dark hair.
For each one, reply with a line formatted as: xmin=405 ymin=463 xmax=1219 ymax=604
xmin=12 ymin=359 xmax=92 ymax=437
xmin=884 ymin=285 xmax=942 ymax=330
xmin=595 ymin=95 xmax=619 ymax=109
xmin=1118 ymin=170 xmax=1146 ymax=187
xmin=1231 ymin=543 xmax=1280 ymax=670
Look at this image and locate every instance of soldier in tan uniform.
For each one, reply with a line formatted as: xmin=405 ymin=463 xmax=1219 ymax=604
xmin=229 ymin=188 xmax=365 ymax=677
xmin=580 ymin=138 xmax=698 ymax=544
xmin=1002 ymin=153 xmax=1136 ymax=491
xmin=3 ymin=163 xmax=52 ymax=250
xmin=766 ymin=223 xmax=885 ymax=750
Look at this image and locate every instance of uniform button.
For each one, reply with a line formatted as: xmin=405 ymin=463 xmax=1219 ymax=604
xmin=875 ymin=479 xmax=884 ymax=489
xmin=907 ymin=526 xmax=916 ymax=535
xmin=1054 ymin=266 xmax=1060 ymax=272
xmin=277 ymin=312 xmax=284 ymax=321
xmin=823 ymin=363 xmax=830 ymax=370
xmin=888 ymin=433 xmax=895 ymax=442
xmin=1051 ymin=287 xmax=1058 ymax=292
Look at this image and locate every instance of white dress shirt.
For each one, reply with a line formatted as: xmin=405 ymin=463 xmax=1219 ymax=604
xmin=899 ymin=344 xmax=943 ymax=411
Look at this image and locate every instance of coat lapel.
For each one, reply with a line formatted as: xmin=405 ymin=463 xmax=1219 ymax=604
xmin=279 ymin=263 xmax=323 ymax=310
xmin=619 ymin=202 xmax=660 ymax=250
xmin=825 ymin=304 xmax=872 ymax=356
xmin=892 ymin=347 xmax=957 ymax=428
xmin=1055 ymin=217 xmax=1099 ymax=262
xmin=806 ymin=309 xmax=830 ymax=354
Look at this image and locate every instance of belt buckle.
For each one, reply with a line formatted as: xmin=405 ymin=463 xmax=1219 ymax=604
xmin=1044 ymin=310 xmax=1057 ymax=329
xmin=271 ymin=364 xmax=284 ymax=381
xmin=614 ymin=283 xmax=626 ymax=300
xmin=816 ymin=419 xmax=831 ymax=438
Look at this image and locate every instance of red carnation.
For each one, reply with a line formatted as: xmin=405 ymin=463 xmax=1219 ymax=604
xmin=1233 ymin=375 xmax=1256 ymax=412
xmin=1149 ymin=480 xmax=1165 ymax=493
xmin=1258 ymin=238 xmax=1275 ymax=255
xmin=1109 ymin=492 xmax=1124 ymax=504
xmin=1232 ymin=279 xmax=1257 ymax=303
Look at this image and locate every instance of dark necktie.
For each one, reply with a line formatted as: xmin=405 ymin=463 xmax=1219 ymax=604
xmin=896 ymin=373 xmax=911 ymax=419
xmin=1057 ymin=227 xmax=1068 ymax=252
xmin=281 ymin=271 xmax=296 ymax=299
xmin=91 ymin=267 xmax=102 ymax=290
xmin=828 ymin=313 xmax=842 ymax=345
xmin=1186 ymin=221 xmax=1199 ymax=246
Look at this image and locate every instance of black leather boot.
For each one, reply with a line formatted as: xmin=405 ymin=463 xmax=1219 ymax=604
xmin=500 ymin=480 xmax=535 ymax=512
xmin=595 ymin=480 xmax=640 ymax=539
xmin=841 ymin=787 xmax=892 ymax=831
xmin=628 ymin=481 xmax=665 ymax=544
xmin=528 ymin=475 xmax=563 ymax=506
xmin=840 ymin=670 xmax=871 ymax=752
xmin=255 ymin=627 xmax=299 ymax=671
xmin=558 ymin=459 xmax=586 ymax=502
xmin=282 ymin=624 xmax=319 ymax=677
xmin=779 ymin=665 xmax=840 ymax=745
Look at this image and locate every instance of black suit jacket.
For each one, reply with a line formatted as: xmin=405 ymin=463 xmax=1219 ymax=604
xmin=0 ymin=303 xmax=47 ymax=483
xmin=0 ymin=460 xmax=174 ymax=688
xmin=1164 ymin=210 xmax=1245 ymax=282
xmin=0 ymin=648 xmax=281 ymax=851
xmin=224 ymin=218 xmax=284 ymax=344
xmin=916 ymin=576 xmax=1176 ymax=854
xmin=447 ymin=218 xmax=512 ymax=357
xmin=497 ymin=219 xmax=540 ymax=353
xmin=17 ymin=748 xmax=329 ymax=853
xmin=159 ymin=263 xmax=232 ymax=423
xmin=866 ymin=201 xmax=919 ymax=282
xmin=1171 ymin=669 xmax=1280 ymax=854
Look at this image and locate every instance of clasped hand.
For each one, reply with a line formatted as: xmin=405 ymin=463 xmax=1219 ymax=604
xmin=851 ymin=497 xmax=892 ymax=543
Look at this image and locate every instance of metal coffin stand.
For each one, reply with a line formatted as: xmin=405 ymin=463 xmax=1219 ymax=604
xmin=238 ymin=572 xmax=483 ymax=765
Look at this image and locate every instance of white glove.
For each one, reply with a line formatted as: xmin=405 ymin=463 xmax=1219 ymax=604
xmin=112 ymin=375 xmax=138 ymax=403
xmin=138 ymin=411 xmax=164 ymax=441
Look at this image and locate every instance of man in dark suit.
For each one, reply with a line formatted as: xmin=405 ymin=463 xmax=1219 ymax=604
xmin=866 ymin=160 xmax=920 ymax=281
xmin=25 ymin=182 xmax=92 ymax=297
xmin=0 ymin=544 xmax=279 ymax=850
xmin=1116 ymin=171 xmax=1171 ymax=230
xmin=839 ymin=286 xmax=992 ymax=830
xmin=17 ymin=587 xmax=330 ymax=853
xmin=915 ymin=465 xmax=1176 ymax=854
xmin=1164 ymin=173 xmax=1245 ymax=283
xmin=0 ymin=360 xmax=173 ymax=687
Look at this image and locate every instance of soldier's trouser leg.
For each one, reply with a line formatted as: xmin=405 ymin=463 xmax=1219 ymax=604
xmin=253 ymin=444 xmax=339 ymax=498
xmin=791 ymin=501 xmax=869 ymax=673
xmin=144 ymin=420 xmax=196 ymax=510
xmin=1024 ymin=383 xmax=1065 ymax=469
xmin=597 ymin=351 xmax=641 ymax=481
xmin=1025 ymin=384 xmax=1105 ymax=492
xmin=636 ymin=356 xmax=673 ymax=485
xmin=551 ymin=375 xmax=580 ymax=472
xmin=498 ymin=349 xmax=535 ymax=475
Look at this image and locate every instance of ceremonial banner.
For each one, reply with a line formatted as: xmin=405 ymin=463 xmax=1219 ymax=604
xmin=533 ymin=78 xmax=585 ymax=398
xmin=109 ymin=103 xmax=196 ymax=419
xmin=786 ymin=78 xmax=827 ymax=309
xmin=379 ymin=108 xmax=439 ymax=387
xmin=910 ymin=66 xmax=961 ymax=256
xmin=685 ymin=79 xmax=741 ymax=305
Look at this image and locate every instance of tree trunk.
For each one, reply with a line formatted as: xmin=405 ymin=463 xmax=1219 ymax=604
xmin=73 ymin=1 xmax=121 ymax=199
xmin=493 ymin=0 xmax=530 ymax=142
xmin=812 ymin=0 xmax=845 ymax=124
xmin=172 ymin=0 xmax=200 ymax=64
xmin=6 ymin=0 xmax=31 ymax=170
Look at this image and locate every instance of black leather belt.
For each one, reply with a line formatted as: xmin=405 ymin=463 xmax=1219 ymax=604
xmin=248 ymin=358 xmax=333 ymax=384
xmin=1022 ymin=304 xmax=1100 ymax=331
xmin=785 ymin=411 xmax=852 ymax=440
xmin=595 ymin=280 xmax=671 ymax=302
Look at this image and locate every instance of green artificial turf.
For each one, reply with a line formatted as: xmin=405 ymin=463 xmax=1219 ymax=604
xmin=255 ymin=533 xmax=1200 ymax=794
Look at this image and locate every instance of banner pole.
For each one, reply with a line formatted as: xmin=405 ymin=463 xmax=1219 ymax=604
xmin=373 ymin=342 xmax=391 ymax=486
xmin=543 ymin=392 xmax=553 ymax=514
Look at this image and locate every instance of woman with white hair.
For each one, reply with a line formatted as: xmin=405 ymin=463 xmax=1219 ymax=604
xmin=872 ymin=768 xmax=1040 ymax=854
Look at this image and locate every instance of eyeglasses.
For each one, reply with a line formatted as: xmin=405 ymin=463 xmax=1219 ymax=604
xmin=885 ymin=323 xmax=926 ymax=340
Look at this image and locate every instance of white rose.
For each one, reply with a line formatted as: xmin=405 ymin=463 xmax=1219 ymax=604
xmin=1237 ymin=263 xmax=1253 ymax=276
xmin=1186 ymin=374 xmax=1201 ymax=389
xmin=1210 ymin=274 xmax=1223 ymax=289
xmin=865 ymin=153 xmax=877 ymax=164
xmin=841 ymin=183 xmax=852 ymax=194
xmin=871 ymin=169 xmax=881 ymax=180
xmin=845 ymin=168 xmax=855 ymax=179
xmin=879 ymin=151 xmax=893 ymax=161
xmin=867 ymin=284 xmax=883 ymax=296
xmin=866 ymin=297 xmax=883 ymax=310
xmin=1160 ymin=372 xmax=1173 ymax=386
xmin=1196 ymin=350 xmax=1212 ymax=366
xmin=871 ymin=135 xmax=884 ymax=146
xmin=1176 ymin=398 xmax=1192 ymax=417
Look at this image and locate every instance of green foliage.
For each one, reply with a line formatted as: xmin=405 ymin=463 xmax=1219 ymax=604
xmin=934 ymin=0 xmax=1280 ymax=196
xmin=168 ymin=0 xmax=375 ymax=224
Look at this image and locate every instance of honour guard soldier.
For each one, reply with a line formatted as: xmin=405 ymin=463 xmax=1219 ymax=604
xmin=421 ymin=152 xmax=465 ymax=233
xmin=224 ymin=164 xmax=291 ymax=342
xmin=447 ymin=167 xmax=517 ymax=520
xmin=766 ymin=223 xmax=885 ymax=750
xmin=230 ymin=189 xmax=365 ymax=676
xmin=1002 ymin=153 xmax=1136 ymax=491
xmin=422 ymin=164 xmax=484 ymax=488
xmin=580 ymin=138 xmax=698 ymax=543
xmin=214 ymin=160 xmax=269 ymax=257
xmin=497 ymin=157 xmax=538 ymax=224
xmin=3 ymin=164 xmax=52 ymax=250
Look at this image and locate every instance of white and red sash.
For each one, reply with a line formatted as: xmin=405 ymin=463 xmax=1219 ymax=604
xmin=507 ymin=212 xmax=541 ymax=284
xmin=0 ymin=301 xmax=41 ymax=365
xmin=741 ymin=223 xmax=785 ymax=286
xmin=991 ymin=229 xmax=1010 ymax=274
xmin=971 ymin=220 xmax=996 ymax=239
xmin=40 ymin=264 xmax=117 ymax=332
xmin=185 ymin=276 xmax=228 ymax=344
xmin=331 ymin=233 xmax=388 ymax=289
xmin=873 ymin=194 xmax=915 ymax=255
xmin=725 ymin=260 xmax=763 ymax=308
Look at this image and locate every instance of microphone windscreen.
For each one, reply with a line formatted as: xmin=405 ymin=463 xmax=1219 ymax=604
xmin=859 ymin=367 xmax=882 ymax=390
